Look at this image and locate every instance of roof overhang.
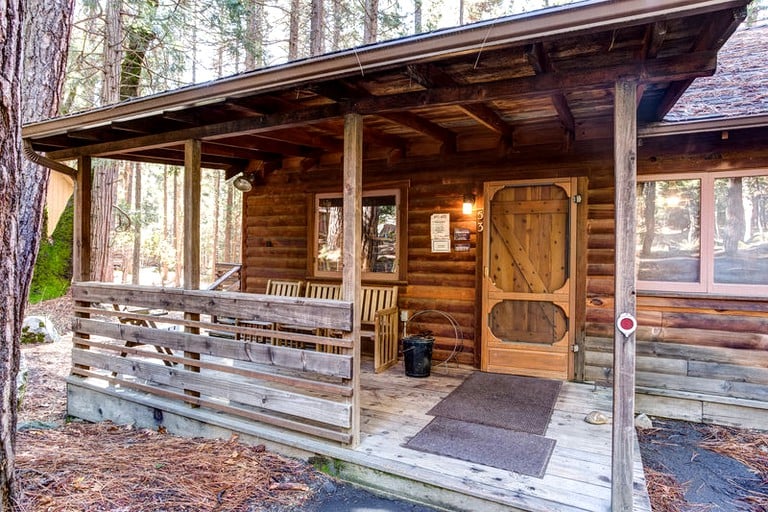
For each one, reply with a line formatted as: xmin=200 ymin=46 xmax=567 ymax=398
xmin=23 ymin=0 xmax=750 ymax=172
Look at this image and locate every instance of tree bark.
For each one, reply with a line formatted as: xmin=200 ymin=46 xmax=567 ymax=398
xmin=211 ymin=172 xmax=220 ymax=281
xmin=1 ymin=2 xmax=24 ymax=507
xmin=288 ymin=0 xmax=301 ymax=60
xmin=310 ymin=0 xmax=324 ymax=56
xmin=90 ymin=0 xmax=123 ymax=281
xmin=363 ymin=0 xmax=378 ymax=44
xmin=414 ymin=0 xmax=422 ymax=33
xmin=131 ymin=164 xmax=142 ymax=285
xmin=244 ymin=0 xmax=265 ymax=69
xmin=723 ymin=177 xmax=745 ymax=255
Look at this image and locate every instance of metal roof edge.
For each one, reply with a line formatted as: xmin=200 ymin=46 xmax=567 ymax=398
xmin=639 ymin=113 xmax=768 ymax=137
xmin=23 ymin=0 xmax=748 ymax=140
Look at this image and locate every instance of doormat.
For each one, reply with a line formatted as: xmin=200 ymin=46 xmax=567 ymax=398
xmin=405 ymin=417 xmax=556 ymax=478
xmin=427 ymin=372 xmax=562 ymax=435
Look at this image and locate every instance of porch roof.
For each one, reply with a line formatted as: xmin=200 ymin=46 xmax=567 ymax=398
xmin=23 ymin=0 xmax=749 ymax=174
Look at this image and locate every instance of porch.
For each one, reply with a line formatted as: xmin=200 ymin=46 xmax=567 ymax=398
xmin=67 ymin=282 xmax=651 ymax=512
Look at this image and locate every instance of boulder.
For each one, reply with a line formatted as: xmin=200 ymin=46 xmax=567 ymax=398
xmin=21 ymin=315 xmax=60 ymax=344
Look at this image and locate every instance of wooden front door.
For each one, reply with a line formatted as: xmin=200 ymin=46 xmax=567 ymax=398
xmin=481 ymin=178 xmax=577 ymax=379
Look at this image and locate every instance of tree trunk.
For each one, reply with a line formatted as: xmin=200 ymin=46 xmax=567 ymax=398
xmin=161 ymin=169 xmax=169 ymax=283
xmin=331 ymin=0 xmax=343 ymax=50
xmin=0 ymin=2 xmax=24 ymax=507
xmin=90 ymin=0 xmax=123 ymax=281
xmin=310 ymin=0 xmax=324 ymax=56
xmin=244 ymin=0 xmax=265 ymax=69
xmin=211 ymin=172 xmax=220 ymax=281
xmin=288 ymin=0 xmax=300 ymax=60
xmin=224 ymin=184 xmax=233 ymax=263
xmin=131 ymin=164 xmax=142 ymax=285
xmin=18 ymin=0 xmax=75 ymax=308
xmin=414 ymin=0 xmax=422 ymax=33
xmin=363 ymin=0 xmax=378 ymax=44
xmin=641 ymin=181 xmax=656 ymax=256
xmin=724 ymin=177 xmax=745 ymax=255
xmin=173 ymin=170 xmax=182 ymax=287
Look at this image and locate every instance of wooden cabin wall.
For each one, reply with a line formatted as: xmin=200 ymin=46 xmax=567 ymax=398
xmin=584 ymin=133 xmax=768 ymax=421
xmin=242 ymin=148 xmax=599 ymax=367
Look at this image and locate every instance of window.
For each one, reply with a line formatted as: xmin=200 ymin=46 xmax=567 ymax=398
xmin=636 ymin=170 xmax=768 ymax=295
xmin=313 ymin=188 xmax=403 ymax=281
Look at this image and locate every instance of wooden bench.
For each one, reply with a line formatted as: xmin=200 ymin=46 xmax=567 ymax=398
xmin=239 ymin=279 xmax=305 ymax=346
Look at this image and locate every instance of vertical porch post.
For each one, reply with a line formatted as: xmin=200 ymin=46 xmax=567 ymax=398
xmin=184 ymin=139 xmax=202 ymax=403
xmin=73 ymin=156 xmax=93 ymax=372
xmin=73 ymin=155 xmax=92 ymax=283
xmin=612 ymin=79 xmax=638 ymax=512
xmin=342 ymin=113 xmax=362 ymax=447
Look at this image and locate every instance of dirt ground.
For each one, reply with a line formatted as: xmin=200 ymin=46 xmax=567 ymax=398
xmin=17 ymin=296 xmax=768 ymax=511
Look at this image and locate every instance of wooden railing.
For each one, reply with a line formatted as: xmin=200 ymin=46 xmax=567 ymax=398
xmin=70 ymin=282 xmax=356 ymax=444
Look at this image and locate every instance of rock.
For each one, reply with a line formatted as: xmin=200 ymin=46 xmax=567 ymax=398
xmin=18 ymin=420 xmax=59 ymax=432
xmin=21 ymin=315 xmax=60 ymax=344
xmin=635 ymin=413 xmax=653 ymax=429
xmin=585 ymin=410 xmax=611 ymax=425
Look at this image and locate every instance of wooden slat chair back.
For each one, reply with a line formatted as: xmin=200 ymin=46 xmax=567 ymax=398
xmin=266 ymin=279 xmax=304 ymax=297
xmin=360 ymin=285 xmax=399 ymax=373
xmin=305 ymin=282 xmax=342 ymax=300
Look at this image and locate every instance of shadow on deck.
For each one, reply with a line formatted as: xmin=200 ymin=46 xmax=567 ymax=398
xmin=67 ymin=358 xmax=651 ymax=512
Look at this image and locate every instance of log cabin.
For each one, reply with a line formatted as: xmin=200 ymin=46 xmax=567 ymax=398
xmin=22 ymin=1 xmax=767 ymax=510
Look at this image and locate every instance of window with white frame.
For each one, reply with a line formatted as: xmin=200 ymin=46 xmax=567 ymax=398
xmin=636 ymin=170 xmax=768 ymax=295
xmin=314 ymin=189 xmax=402 ymax=280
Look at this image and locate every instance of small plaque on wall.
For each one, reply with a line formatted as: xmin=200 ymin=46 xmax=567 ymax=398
xmin=454 ymin=242 xmax=471 ymax=252
xmin=454 ymin=228 xmax=470 ymax=241
xmin=431 ymin=239 xmax=451 ymax=253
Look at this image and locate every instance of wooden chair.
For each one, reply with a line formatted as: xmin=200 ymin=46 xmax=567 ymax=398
xmin=263 ymin=279 xmax=304 ymax=347
xmin=277 ymin=282 xmax=342 ymax=349
xmin=266 ymin=279 xmax=303 ymax=297
xmin=360 ymin=285 xmax=399 ymax=373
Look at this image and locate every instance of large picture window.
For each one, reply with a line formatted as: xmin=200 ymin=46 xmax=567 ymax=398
xmin=313 ymin=188 xmax=403 ymax=281
xmin=636 ymin=170 xmax=768 ymax=295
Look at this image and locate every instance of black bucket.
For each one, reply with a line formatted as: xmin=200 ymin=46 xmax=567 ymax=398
xmin=402 ymin=335 xmax=434 ymax=378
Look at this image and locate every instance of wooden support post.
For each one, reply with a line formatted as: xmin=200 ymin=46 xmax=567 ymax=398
xmin=612 ymin=79 xmax=638 ymax=512
xmin=73 ymin=156 xmax=92 ymax=371
xmin=73 ymin=156 xmax=92 ymax=283
xmin=342 ymin=113 xmax=363 ymax=447
xmin=184 ymin=140 xmax=202 ymax=404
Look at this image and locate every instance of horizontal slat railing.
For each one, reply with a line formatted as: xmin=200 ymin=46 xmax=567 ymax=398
xmin=71 ymin=282 xmax=356 ymax=444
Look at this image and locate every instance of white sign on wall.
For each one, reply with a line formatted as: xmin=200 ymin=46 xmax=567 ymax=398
xmin=430 ymin=213 xmax=451 ymax=253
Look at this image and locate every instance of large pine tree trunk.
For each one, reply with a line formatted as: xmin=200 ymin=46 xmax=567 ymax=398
xmin=1 ymin=2 xmax=24 ymax=507
xmin=288 ymin=0 xmax=300 ymax=60
xmin=131 ymin=164 xmax=142 ymax=285
xmin=363 ymin=0 xmax=378 ymax=44
xmin=244 ymin=0 xmax=265 ymax=69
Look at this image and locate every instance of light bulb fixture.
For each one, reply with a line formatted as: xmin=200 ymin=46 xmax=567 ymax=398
xmin=232 ymin=173 xmax=254 ymax=192
xmin=462 ymin=194 xmax=475 ymax=215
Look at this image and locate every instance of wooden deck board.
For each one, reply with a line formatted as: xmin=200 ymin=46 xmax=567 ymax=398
xmin=357 ymin=362 xmax=651 ymax=512
xmin=66 ymin=358 xmax=651 ymax=512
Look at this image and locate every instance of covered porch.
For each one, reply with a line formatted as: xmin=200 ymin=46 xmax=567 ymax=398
xmin=23 ymin=0 xmax=754 ymax=509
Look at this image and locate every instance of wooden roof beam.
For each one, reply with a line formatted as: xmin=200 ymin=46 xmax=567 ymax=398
xmin=264 ymin=130 xmax=343 ymax=154
xmin=378 ymin=111 xmax=456 ymax=152
xmin=407 ymin=63 xmax=516 ymax=142
xmin=525 ymin=43 xmax=576 ymax=134
xmin=41 ymin=52 xmax=717 ymax=160
xmin=362 ymin=126 xmax=408 ymax=154
xmin=213 ymin=134 xmax=321 ymax=158
xmin=653 ymin=7 xmax=746 ymax=120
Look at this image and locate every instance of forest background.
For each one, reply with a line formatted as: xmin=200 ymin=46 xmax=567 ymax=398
xmin=30 ymin=0 xmax=768 ymax=303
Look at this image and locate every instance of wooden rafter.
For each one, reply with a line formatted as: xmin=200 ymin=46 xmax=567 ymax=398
xmin=407 ymin=64 xmax=516 ymax=142
xmin=41 ymin=52 xmax=717 ymax=160
xmin=378 ymin=111 xmax=456 ymax=152
xmin=525 ymin=42 xmax=575 ymax=134
xmin=208 ymin=134 xmax=319 ymax=158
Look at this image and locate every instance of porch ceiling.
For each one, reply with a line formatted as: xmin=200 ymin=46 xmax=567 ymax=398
xmin=24 ymin=0 xmax=749 ymax=175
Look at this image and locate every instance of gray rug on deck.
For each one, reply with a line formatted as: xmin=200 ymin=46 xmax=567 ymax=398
xmin=427 ymin=372 xmax=562 ymax=435
xmin=405 ymin=417 xmax=557 ymax=478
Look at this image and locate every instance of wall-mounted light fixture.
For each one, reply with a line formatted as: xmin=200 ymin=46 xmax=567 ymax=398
xmin=232 ymin=173 xmax=255 ymax=192
xmin=462 ymin=194 xmax=475 ymax=215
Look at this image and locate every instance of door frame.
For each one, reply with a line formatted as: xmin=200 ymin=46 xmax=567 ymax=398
xmin=480 ymin=177 xmax=579 ymax=379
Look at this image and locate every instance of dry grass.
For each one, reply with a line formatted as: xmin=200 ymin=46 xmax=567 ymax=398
xmin=16 ymin=422 xmax=319 ymax=512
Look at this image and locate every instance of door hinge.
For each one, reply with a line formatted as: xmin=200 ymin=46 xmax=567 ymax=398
xmin=572 ymin=344 xmax=580 ymax=352
xmin=573 ymin=194 xmax=583 ymax=204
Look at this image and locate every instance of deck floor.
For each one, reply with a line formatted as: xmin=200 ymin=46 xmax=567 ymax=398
xmin=355 ymin=360 xmax=651 ymax=512
xmin=67 ymin=356 xmax=651 ymax=512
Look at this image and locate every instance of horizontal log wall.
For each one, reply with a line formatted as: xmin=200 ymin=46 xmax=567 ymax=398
xmin=585 ymin=137 xmax=768 ymax=421
xmin=243 ymin=152 xmax=597 ymax=366
xmin=71 ymin=282 xmax=356 ymax=443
